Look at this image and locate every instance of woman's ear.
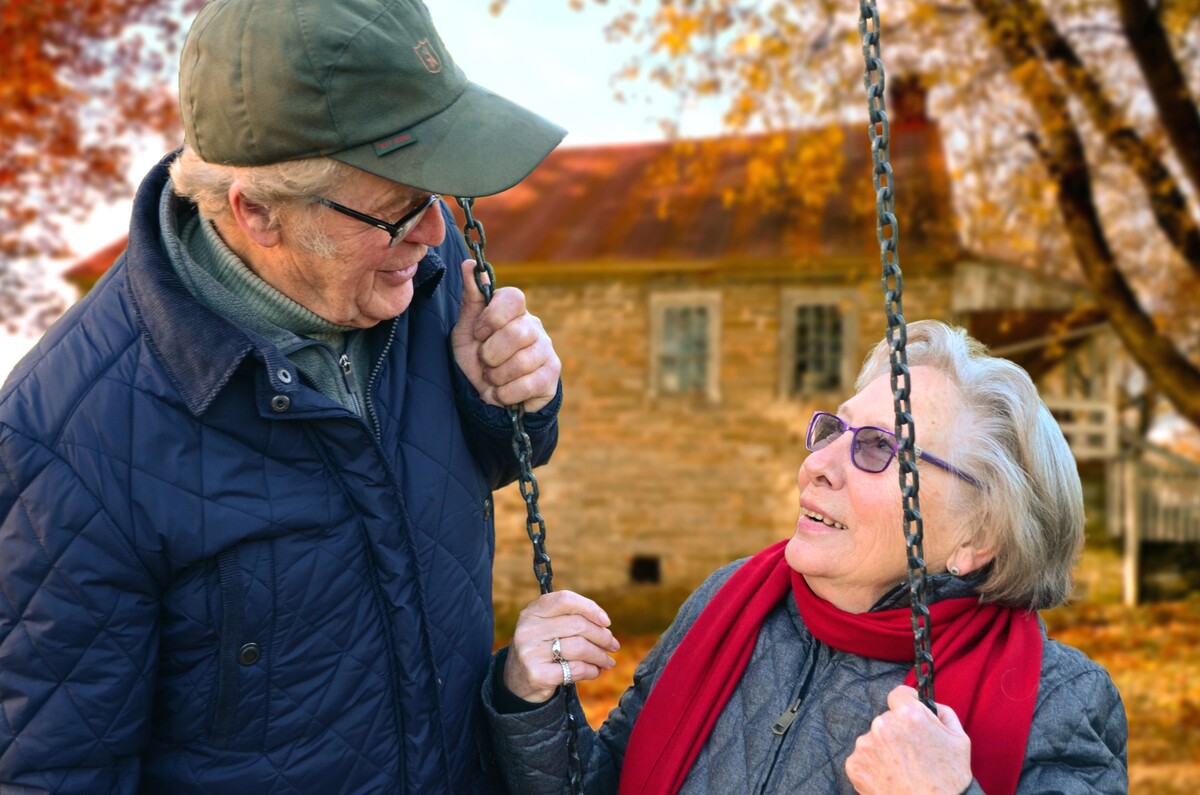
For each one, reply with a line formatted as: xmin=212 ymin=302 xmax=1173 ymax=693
xmin=227 ymin=182 xmax=283 ymax=248
xmin=947 ymin=538 xmax=995 ymax=577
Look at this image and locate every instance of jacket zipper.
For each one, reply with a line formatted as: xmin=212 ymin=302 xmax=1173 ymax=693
xmin=338 ymin=353 xmax=364 ymax=418
xmin=755 ymin=648 xmax=820 ymax=794
xmin=364 ymin=319 xmax=397 ymax=440
xmin=771 ymin=696 xmax=803 ymax=736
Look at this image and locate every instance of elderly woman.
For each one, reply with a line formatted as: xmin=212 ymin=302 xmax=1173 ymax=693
xmin=484 ymin=320 xmax=1126 ymax=794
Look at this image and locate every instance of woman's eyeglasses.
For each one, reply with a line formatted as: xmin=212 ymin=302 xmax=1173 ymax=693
xmin=317 ymin=193 xmax=440 ymax=247
xmin=805 ymin=411 xmax=978 ymax=486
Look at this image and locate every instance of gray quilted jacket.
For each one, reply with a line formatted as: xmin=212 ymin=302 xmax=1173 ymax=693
xmin=484 ymin=559 xmax=1128 ymax=794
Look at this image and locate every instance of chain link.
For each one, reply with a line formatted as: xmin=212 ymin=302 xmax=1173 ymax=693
xmin=457 ymin=197 xmax=586 ymax=793
xmin=858 ymin=1 xmax=937 ymax=712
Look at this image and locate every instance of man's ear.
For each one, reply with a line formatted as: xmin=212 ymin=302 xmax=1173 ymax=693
xmin=227 ymin=182 xmax=283 ymax=247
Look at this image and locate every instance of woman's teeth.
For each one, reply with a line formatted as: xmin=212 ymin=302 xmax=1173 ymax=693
xmin=803 ymin=508 xmax=847 ymax=530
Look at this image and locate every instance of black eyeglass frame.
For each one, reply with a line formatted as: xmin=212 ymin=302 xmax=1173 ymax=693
xmin=317 ymin=193 xmax=440 ymax=248
xmin=805 ymin=411 xmax=980 ymax=486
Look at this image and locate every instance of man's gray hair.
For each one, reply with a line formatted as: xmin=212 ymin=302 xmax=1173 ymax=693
xmin=168 ymin=146 xmax=356 ymax=257
xmin=856 ymin=320 xmax=1085 ymax=610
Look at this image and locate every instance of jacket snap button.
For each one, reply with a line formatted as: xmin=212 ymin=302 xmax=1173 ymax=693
xmin=482 ymin=498 xmax=492 ymax=519
xmin=277 ymin=368 xmax=293 ymax=384
xmin=237 ymin=642 xmax=261 ymax=666
xmin=270 ymin=395 xmax=290 ymax=412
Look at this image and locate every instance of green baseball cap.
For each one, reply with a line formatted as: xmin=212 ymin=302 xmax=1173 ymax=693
xmin=179 ymin=0 xmax=566 ymax=197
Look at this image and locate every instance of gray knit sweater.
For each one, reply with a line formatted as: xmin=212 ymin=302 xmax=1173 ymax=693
xmin=484 ymin=560 xmax=1128 ymax=794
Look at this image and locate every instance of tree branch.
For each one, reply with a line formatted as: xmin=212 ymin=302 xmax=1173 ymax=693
xmin=1116 ymin=0 xmax=1200 ymax=193
xmin=1006 ymin=0 xmax=1200 ymax=276
xmin=972 ymin=0 xmax=1200 ymax=427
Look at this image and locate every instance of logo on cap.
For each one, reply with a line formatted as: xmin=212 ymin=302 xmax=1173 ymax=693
xmin=373 ymin=131 xmax=418 ymax=156
xmin=413 ymin=39 xmax=442 ymax=74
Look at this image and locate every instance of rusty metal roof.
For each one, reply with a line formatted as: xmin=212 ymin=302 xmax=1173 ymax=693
xmin=64 ymin=120 xmax=958 ymax=287
xmin=447 ymin=123 xmax=958 ymax=267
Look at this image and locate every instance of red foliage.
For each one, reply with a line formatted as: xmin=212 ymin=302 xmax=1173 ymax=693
xmin=0 ymin=0 xmax=203 ymax=261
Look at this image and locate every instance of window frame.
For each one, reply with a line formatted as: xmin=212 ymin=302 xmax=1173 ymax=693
xmin=649 ymin=290 xmax=722 ymax=401
xmin=778 ymin=287 xmax=860 ymax=399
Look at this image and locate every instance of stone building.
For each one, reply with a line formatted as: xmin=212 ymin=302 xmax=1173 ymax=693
xmin=447 ymin=93 xmax=1096 ymax=605
xmin=65 ymin=88 xmax=1196 ymax=607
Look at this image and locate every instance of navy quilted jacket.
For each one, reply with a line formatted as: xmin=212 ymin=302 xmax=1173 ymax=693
xmin=0 ymin=153 xmax=559 ymax=793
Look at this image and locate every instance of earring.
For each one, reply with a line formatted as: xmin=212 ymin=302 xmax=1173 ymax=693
xmin=949 ymin=566 xmax=961 ymax=576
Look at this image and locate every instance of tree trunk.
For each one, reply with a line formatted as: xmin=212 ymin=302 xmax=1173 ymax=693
xmin=972 ymin=0 xmax=1200 ymax=427
xmin=1116 ymin=0 xmax=1200 ymax=194
xmin=1009 ymin=0 xmax=1200 ymax=275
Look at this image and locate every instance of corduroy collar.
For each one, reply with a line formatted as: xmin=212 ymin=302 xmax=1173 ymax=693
xmin=124 ymin=150 xmax=445 ymax=417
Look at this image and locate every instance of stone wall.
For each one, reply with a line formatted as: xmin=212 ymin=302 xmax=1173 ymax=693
xmin=489 ymin=261 xmax=959 ymax=605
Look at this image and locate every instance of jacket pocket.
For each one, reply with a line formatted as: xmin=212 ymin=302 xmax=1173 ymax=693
xmin=207 ymin=542 xmax=273 ymax=748
xmin=210 ymin=546 xmax=246 ymax=746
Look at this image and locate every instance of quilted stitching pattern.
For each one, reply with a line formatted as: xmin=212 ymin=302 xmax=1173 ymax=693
xmin=0 ymin=167 xmax=555 ymax=793
xmin=486 ymin=561 xmax=1129 ymax=794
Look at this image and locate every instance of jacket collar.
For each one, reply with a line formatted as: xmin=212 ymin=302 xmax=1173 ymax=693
xmin=124 ymin=150 xmax=445 ymax=418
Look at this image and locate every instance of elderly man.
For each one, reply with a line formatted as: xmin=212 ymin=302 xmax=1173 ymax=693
xmin=0 ymin=0 xmax=565 ymax=792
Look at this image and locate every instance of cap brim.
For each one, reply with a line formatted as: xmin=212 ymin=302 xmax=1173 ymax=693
xmin=331 ymin=83 xmax=566 ymax=197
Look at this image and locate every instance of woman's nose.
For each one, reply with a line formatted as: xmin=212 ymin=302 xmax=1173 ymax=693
xmin=800 ymin=435 xmax=848 ymax=489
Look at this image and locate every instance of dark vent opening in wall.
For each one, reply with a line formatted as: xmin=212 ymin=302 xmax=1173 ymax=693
xmin=630 ymin=555 xmax=661 ymax=584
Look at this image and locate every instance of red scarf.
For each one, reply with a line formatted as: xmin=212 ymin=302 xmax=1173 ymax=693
xmin=619 ymin=540 xmax=1042 ymax=795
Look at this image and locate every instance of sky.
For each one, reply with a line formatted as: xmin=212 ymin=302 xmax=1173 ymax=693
xmin=0 ymin=0 xmax=721 ymax=379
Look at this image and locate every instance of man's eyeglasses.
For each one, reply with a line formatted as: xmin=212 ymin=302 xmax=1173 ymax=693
xmin=318 ymin=193 xmax=440 ymax=248
xmin=805 ymin=411 xmax=979 ymax=486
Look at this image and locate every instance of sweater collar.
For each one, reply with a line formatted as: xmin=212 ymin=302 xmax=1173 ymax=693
xmin=125 ymin=150 xmax=445 ymax=417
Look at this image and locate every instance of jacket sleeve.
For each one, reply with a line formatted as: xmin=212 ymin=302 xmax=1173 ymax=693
xmin=1013 ymin=659 xmax=1128 ymax=793
xmin=482 ymin=564 xmax=741 ymax=794
xmin=0 ymin=426 xmax=157 ymax=793
xmin=451 ymin=365 xmax=562 ymax=490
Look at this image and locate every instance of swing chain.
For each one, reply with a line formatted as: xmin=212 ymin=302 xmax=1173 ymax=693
xmin=456 ymin=196 xmax=586 ymax=795
xmin=858 ymin=1 xmax=937 ymax=712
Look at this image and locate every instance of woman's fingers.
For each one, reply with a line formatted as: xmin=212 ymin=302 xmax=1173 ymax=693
xmin=502 ymin=591 xmax=620 ymax=703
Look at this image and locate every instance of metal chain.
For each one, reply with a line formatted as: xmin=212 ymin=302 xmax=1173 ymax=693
xmin=456 ymin=197 xmax=586 ymax=793
xmin=858 ymin=1 xmax=937 ymax=712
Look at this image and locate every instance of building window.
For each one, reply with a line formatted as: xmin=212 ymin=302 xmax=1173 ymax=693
xmin=650 ymin=291 xmax=721 ymax=399
xmin=780 ymin=289 xmax=858 ymax=398
xmin=630 ymin=555 xmax=661 ymax=584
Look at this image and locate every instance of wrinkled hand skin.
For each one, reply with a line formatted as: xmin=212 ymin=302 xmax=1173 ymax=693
xmin=845 ymin=685 xmax=974 ymax=795
xmin=502 ymin=591 xmax=621 ymax=703
xmin=452 ymin=260 xmax=561 ymax=412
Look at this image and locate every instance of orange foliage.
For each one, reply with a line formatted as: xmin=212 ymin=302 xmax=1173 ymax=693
xmin=0 ymin=0 xmax=203 ymax=262
xmin=573 ymin=602 xmax=1200 ymax=792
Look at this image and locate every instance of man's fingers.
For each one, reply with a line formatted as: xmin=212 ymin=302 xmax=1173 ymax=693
xmin=482 ymin=340 xmax=550 ymax=387
xmin=459 ymin=259 xmax=489 ymax=307
xmin=472 ymin=285 xmax=528 ymax=342
xmin=478 ymin=315 xmax=542 ymax=369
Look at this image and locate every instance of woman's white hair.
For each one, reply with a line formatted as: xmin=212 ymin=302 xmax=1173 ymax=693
xmin=168 ymin=145 xmax=357 ymax=257
xmin=856 ymin=320 xmax=1085 ymax=610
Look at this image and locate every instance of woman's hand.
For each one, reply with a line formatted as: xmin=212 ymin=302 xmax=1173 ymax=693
xmin=502 ymin=590 xmax=620 ymax=703
xmin=845 ymin=685 xmax=973 ymax=795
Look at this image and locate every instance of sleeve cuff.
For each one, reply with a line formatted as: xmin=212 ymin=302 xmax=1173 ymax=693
xmin=491 ymin=646 xmax=558 ymax=715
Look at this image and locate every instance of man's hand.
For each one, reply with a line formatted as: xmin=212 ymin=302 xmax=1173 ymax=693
xmin=452 ymin=259 xmax=561 ymax=412
xmin=845 ymin=685 xmax=973 ymax=795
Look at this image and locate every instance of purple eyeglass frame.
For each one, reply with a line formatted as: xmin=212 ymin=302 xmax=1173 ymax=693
xmin=806 ymin=411 xmax=979 ymax=486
